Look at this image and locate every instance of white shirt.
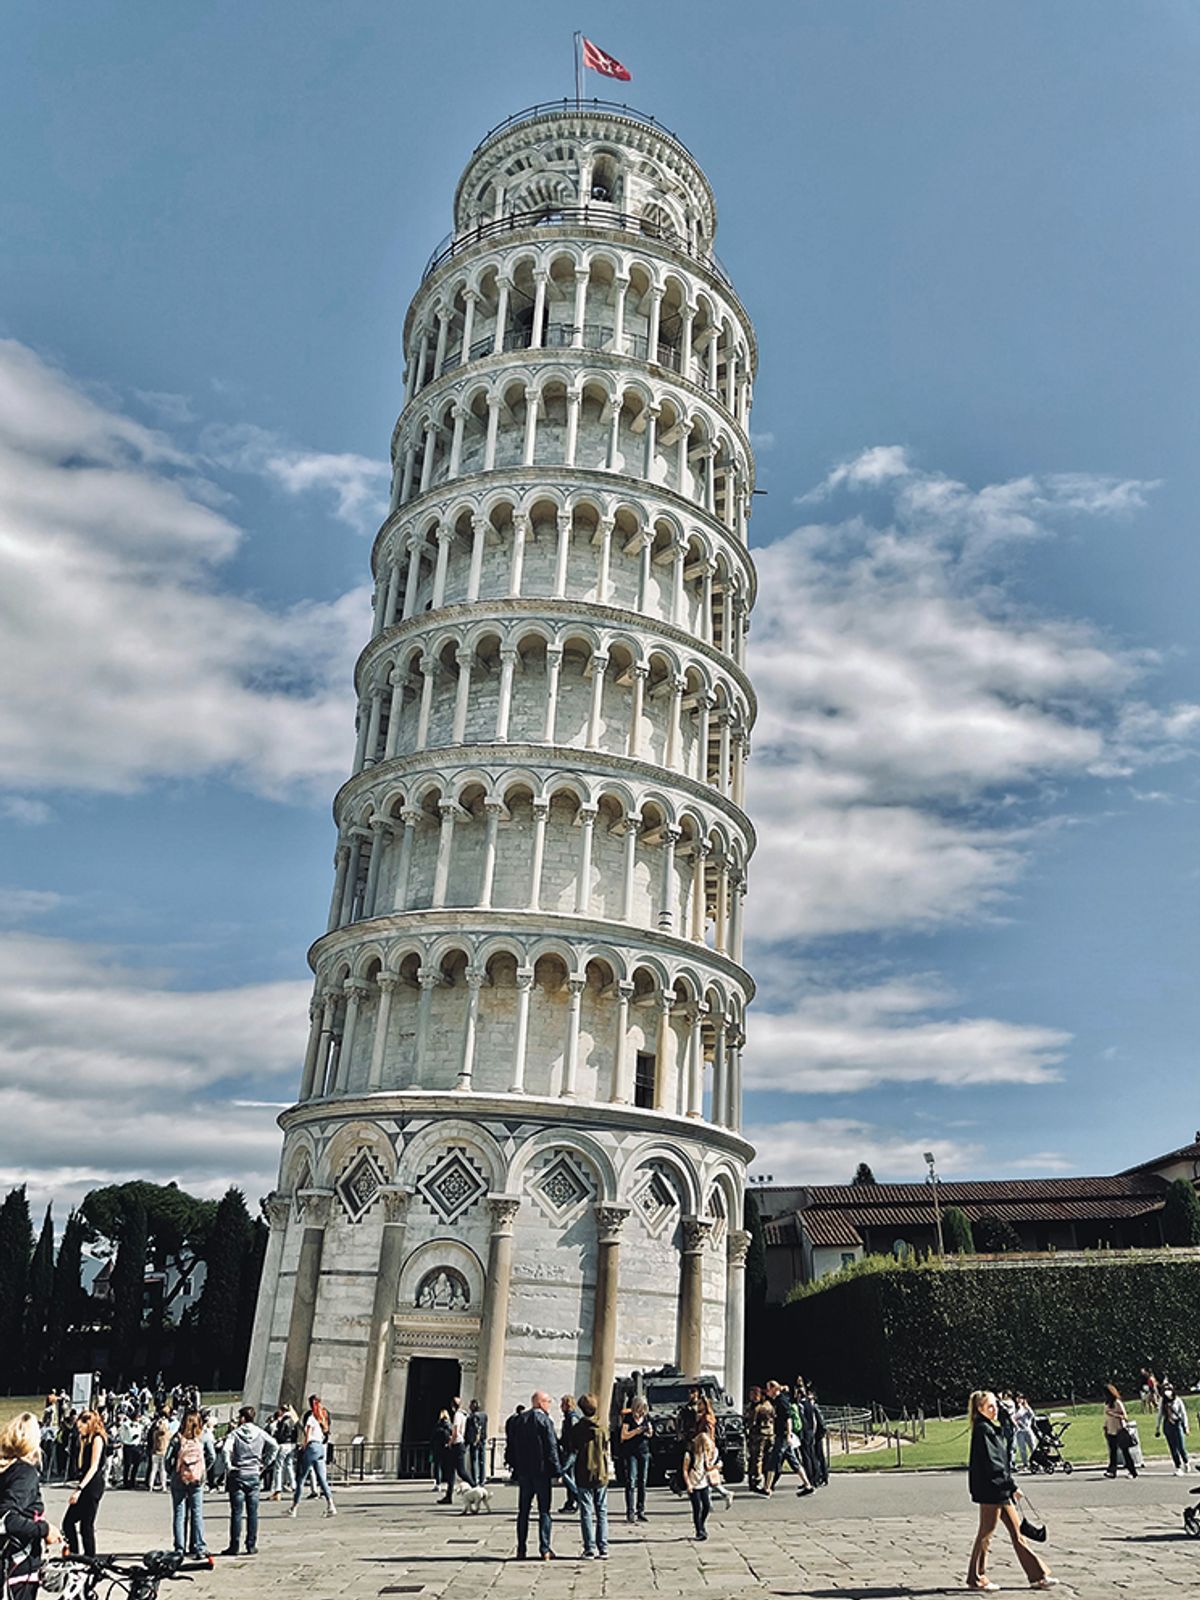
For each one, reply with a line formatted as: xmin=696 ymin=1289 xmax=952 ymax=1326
xmin=451 ymin=1407 xmax=468 ymax=1445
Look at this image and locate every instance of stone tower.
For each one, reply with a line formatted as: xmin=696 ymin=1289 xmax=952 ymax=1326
xmin=245 ymin=100 xmax=758 ymax=1451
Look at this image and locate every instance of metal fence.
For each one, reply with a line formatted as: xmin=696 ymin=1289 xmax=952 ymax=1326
xmin=326 ymin=1437 xmax=504 ymax=1483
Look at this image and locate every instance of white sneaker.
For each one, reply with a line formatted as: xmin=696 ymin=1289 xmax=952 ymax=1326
xmin=1029 ymin=1580 xmax=1061 ymax=1591
xmin=324 ymin=1502 xmax=337 ymax=1516
xmin=1176 ymin=1467 xmax=1185 ymax=1476
xmin=287 ymin=1506 xmax=297 ymax=1518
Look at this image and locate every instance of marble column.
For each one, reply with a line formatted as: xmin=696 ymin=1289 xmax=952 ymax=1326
xmin=677 ymin=1216 xmax=714 ymax=1377
xmin=242 ymin=1193 xmax=290 ymax=1408
xmin=561 ymin=974 xmax=586 ymax=1098
xmin=611 ymin=981 xmax=634 ymax=1102
xmin=458 ymin=967 xmax=485 ymax=1089
xmin=476 ymin=1195 xmax=521 ymax=1432
xmin=527 ymin=801 xmax=548 ymax=910
xmin=357 ymin=1189 xmax=412 ymax=1447
xmin=278 ymin=1191 xmax=332 ymax=1407
xmin=367 ymin=976 xmax=398 ymax=1091
xmin=509 ymin=967 xmax=534 ymax=1092
xmin=589 ymin=1204 xmax=631 ymax=1405
xmin=724 ymin=1229 xmax=751 ymax=1404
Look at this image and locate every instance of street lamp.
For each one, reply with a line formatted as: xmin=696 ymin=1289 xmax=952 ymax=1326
xmin=924 ymin=1151 xmax=945 ymax=1256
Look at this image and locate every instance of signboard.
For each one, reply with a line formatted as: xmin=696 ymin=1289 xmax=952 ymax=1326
xmin=71 ymin=1372 xmax=93 ymax=1409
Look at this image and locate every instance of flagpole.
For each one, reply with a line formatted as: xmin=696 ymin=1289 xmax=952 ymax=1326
xmin=573 ymin=31 xmax=582 ymax=109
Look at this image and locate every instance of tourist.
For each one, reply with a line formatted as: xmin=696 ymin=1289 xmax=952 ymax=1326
xmin=0 ymin=1411 xmax=62 ymax=1591
xmin=438 ymin=1397 xmax=471 ymax=1502
xmin=745 ymin=1385 xmax=774 ymax=1494
xmin=271 ymin=1406 xmax=298 ymax=1498
xmin=965 ymin=1390 xmax=1057 ymax=1591
xmin=619 ymin=1395 xmax=652 ymax=1523
xmin=1102 ymin=1384 xmax=1138 ymax=1478
xmin=681 ymin=1416 xmax=720 ymax=1542
xmin=431 ymin=1408 xmax=453 ymax=1496
xmin=222 ymin=1404 xmax=279 ymax=1556
xmin=557 ymin=1395 xmax=581 ymax=1514
xmin=465 ymin=1398 xmax=488 ymax=1487
xmin=165 ymin=1409 xmax=213 ymax=1559
xmin=147 ymin=1412 xmax=170 ymax=1492
xmin=289 ymin=1395 xmax=335 ymax=1518
xmin=121 ymin=1413 xmax=145 ymax=1490
xmin=511 ymin=1390 xmax=563 ymax=1561
xmin=570 ymin=1393 xmax=609 ymax=1559
xmin=61 ymin=1410 xmax=108 ymax=1558
xmin=1012 ymin=1395 xmax=1037 ymax=1470
xmin=1156 ymin=1384 xmax=1190 ymax=1474
xmin=503 ymin=1404 xmax=525 ymax=1482
xmin=38 ymin=1415 xmax=57 ymax=1486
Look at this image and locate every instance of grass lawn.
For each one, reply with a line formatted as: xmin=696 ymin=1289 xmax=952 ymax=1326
xmin=829 ymin=1397 xmax=1198 ymax=1472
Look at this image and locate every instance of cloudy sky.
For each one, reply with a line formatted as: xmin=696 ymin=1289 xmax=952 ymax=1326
xmin=2 ymin=1 xmax=1196 ymax=1216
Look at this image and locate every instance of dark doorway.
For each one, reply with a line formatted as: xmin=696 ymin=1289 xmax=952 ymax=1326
xmin=400 ymin=1355 xmax=461 ymax=1476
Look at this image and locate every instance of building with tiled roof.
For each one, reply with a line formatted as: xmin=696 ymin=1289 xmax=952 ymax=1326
xmin=754 ymin=1135 xmax=1200 ymax=1301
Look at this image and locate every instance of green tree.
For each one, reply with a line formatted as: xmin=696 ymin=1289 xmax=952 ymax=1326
xmin=974 ymin=1215 xmax=1023 ymax=1253
xmin=26 ymin=1205 xmax=55 ymax=1381
xmin=1162 ymin=1178 xmax=1200 ymax=1246
xmin=745 ymin=1191 xmax=768 ymax=1312
xmin=110 ymin=1198 xmax=148 ymax=1372
xmin=851 ymin=1163 xmax=878 ymax=1185
xmin=943 ymin=1205 xmax=975 ymax=1254
xmin=83 ymin=1181 xmax=216 ymax=1319
xmin=46 ymin=1210 xmax=85 ymax=1379
xmin=0 ymin=1185 xmax=34 ymax=1387
xmin=197 ymin=1188 xmax=252 ymax=1387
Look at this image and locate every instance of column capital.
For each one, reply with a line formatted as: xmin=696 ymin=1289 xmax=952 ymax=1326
xmin=594 ymin=1202 xmax=632 ymax=1244
xmin=380 ymin=1185 xmax=412 ymax=1225
xmin=498 ymin=644 xmax=520 ymax=664
xmin=631 ymin=662 xmax=650 ymax=681
xmin=487 ymin=1193 xmax=521 ymax=1234
xmin=545 ymin=644 xmax=563 ymax=666
xmin=471 ymin=512 xmax=491 ymax=534
xmin=681 ymin=1215 xmax=714 ymax=1254
xmin=573 ymin=264 xmax=591 ymax=282
xmin=515 ymin=966 xmax=535 ymax=992
xmin=661 ymin=824 xmax=682 ymax=845
xmin=566 ymin=973 xmax=587 ymax=997
xmin=556 ymin=508 xmax=574 ymax=533
xmin=400 ymin=806 xmax=423 ymax=828
xmin=532 ymin=798 xmax=550 ymax=820
xmin=672 ymin=674 xmax=688 ymax=694
xmin=616 ymin=979 xmax=636 ymax=1001
xmin=483 ymin=796 xmax=508 ymax=818
xmin=376 ymin=973 xmax=400 ymax=995
xmin=511 ymin=509 xmax=530 ymax=532
xmin=462 ymin=286 xmax=482 ymax=305
xmin=295 ymin=1188 xmax=335 ymax=1228
xmin=436 ymin=520 xmax=457 ymax=543
xmin=727 ymin=1227 xmax=752 ymax=1267
xmin=464 ymin=966 xmax=486 ymax=991
xmin=438 ymin=799 xmax=467 ymax=820
xmin=262 ymin=1192 xmax=291 ymax=1231
xmin=657 ymin=989 xmax=676 ymax=1015
xmin=577 ymin=804 xmax=599 ymax=824
xmin=590 ymin=652 xmax=610 ymax=673
xmin=344 ymin=980 xmax=370 ymax=1001
xmin=417 ymin=966 xmax=442 ymax=989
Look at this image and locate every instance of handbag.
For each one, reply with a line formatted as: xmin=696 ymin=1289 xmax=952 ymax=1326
xmin=1019 ymin=1489 xmax=1047 ymax=1543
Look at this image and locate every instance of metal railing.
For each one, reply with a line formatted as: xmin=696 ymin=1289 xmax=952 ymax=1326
xmin=421 ymin=206 xmax=733 ymax=289
xmin=326 ymin=1437 xmax=504 ymax=1483
xmin=470 ymin=99 xmax=689 ymax=158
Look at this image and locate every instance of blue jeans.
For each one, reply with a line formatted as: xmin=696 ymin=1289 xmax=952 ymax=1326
xmin=689 ymin=1484 xmax=711 ymax=1538
xmin=469 ymin=1442 xmax=486 ymax=1485
xmin=624 ymin=1450 xmax=648 ymax=1518
xmin=228 ymin=1476 xmax=260 ymax=1551
xmin=1163 ymin=1423 xmax=1189 ymax=1469
xmin=170 ymin=1479 xmax=207 ymax=1556
xmin=292 ymin=1442 xmax=332 ymax=1505
xmin=577 ymin=1483 xmax=608 ymax=1554
xmin=516 ymin=1472 xmax=553 ymax=1556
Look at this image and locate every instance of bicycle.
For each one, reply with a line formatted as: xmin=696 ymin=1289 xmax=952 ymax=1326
xmin=39 ymin=1550 xmax=195 ymax=1600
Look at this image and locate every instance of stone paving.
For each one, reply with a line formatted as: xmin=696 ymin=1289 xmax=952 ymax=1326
xmin=40 ymin=1468 xmax=1200 ymax=1599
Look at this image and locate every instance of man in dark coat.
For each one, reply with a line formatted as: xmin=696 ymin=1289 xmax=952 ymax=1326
xmin=504 ymin=1404 xmax=525 ymax=1482
xmin=464 ymin=1399 xmax=488 ymax=1488
xmin=510 ymin=1392 xmax=563 ymax=1560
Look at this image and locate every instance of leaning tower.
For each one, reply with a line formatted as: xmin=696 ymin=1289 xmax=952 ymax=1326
xmin=245 ymin=100 xmax=758 ymax=1452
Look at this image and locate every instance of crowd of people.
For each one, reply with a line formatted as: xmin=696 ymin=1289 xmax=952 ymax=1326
xmin=743 ymin=1379 xmax=829 ymax=1496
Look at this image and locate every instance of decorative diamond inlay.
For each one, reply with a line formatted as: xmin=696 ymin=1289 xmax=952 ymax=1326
xmin=706 ymin=1190 xmax=728 ymax=1249
xmin=532 ymin=1153 xmax=590 ymax=1222
xmin=337 ymin=1151 xmax=384 ymax=1223
xmin=417 ymin=1148 xmax=487 ymax=1224
xmin=632 ymin=1167 xmax=680 ymax=1239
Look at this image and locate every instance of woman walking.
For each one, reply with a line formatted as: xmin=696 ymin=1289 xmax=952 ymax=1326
xmin=289 ymin=1395 xmax=335 ymax=1518
xmin=619 ymin=1396 xmax=652 ymax=1523
xmin=1156 ymin=1384 xmax=1190 ymax=1474
xmin=165 ymin=1409 xmax=213 ymax=1559
xmin=965 ymin=1390 xmax=1057 ymax=1592
xmin=681 ymin=1419 xmax=721 ymax=1542
xmin=0 ymin=1412 xmax=62 ymax=1595
xmin=1102 ymin=1384 xmax=1138 ymax=1478
xmin=61 ymin=1410 xmax=107 ymax=1558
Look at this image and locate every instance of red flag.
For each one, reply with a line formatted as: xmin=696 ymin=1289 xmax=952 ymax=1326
xmin=581 ymin=37 xmax=631 ymax=81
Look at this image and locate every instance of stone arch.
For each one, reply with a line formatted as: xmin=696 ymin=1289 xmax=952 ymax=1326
xmin=398 ymin=1118 xmax=507 ymax=1196
xmin=398 ymin=1237 xmax=486 ymax=1313
xmin=621 ymin=1144 xmax=702 ymax=1219
xmin=508 ymin=1126 xmax=618 ymax=1204
xmin=320 ymin=1119 xmax=398 ymax=1189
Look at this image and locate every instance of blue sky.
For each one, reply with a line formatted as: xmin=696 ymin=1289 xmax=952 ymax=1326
xmin=1 ymin=0 xmax=1196 ymax=1212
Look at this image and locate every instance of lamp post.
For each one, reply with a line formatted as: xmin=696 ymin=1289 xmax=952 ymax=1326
xmin=924 ymin=1151 xmax=944 ymax=1256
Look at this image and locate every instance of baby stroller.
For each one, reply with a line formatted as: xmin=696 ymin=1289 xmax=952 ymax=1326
xmin=1184 ymin=1485 xmax=1200 ymax=1539
xmin=1027 ymin=1413 xmax=1073 ymax=1474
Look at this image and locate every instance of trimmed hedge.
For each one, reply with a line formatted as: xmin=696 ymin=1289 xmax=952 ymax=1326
xmin=769 ymin=1256 xmax=1200 ymax=1407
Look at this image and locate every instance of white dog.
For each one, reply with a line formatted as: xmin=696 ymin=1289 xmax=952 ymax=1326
xmin=457 ymin=1482 xmax=491 ymax=1515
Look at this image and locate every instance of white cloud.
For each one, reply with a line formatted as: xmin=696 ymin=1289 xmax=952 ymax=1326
xmin=0 ymin=796 xmax=52 ymax=826
xmin=201 ymin=421 xmax=389 ymax=531
xmin=742 ymin=1119 xmax=985 ymax=1187
xmin=0 ymin=340 xmax=367 ymax=799
xmin=0 ymin=930 xmax=307 ymax=1215
xmin=746 ymin=449 xmax=1196 ymax=944
xmin=745 ymin=978 xmax=1068 ymax=1094
xmin=0 ymin=888 xmax=64 ymax=924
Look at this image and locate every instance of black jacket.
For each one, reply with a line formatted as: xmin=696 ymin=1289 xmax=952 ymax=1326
xmin=510 ymin=1407 xmax=563 ymax=1480
xmin=465 ymin=1409 xmax=487 ymax=1448
xmin=0 ymin=1459 xmax=48 ymax=1553
xmin=968 ymin=1417 xmax=1016 ymax=1505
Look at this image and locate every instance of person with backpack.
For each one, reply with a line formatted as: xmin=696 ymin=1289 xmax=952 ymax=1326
xmin=222 ymin=1406 xmax=279 ymax=1556
xmin=681 ymin=1419 xmax=721 ymax=1542
xmin=569 ymin=1394 xmax=610 ymax=1560
xmin=165 ymin=1410 xmax=214 ymax=1560
xmin=0 ymin=1411 xmax=63 ymax=1595
xmin=288 ymin=1397 xmax=335 ymax=1518
xmin=61 ymin=1411 xmax=108 ymax=1558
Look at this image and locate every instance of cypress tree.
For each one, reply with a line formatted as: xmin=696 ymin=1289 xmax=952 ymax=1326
xmin=852 ymin=1162 xmax=878 ymax=1186
xmin=197 ymin=1188 xmax=251 ymax=1387
xmin=26 ymin=1205 xmax=55 ymax=1382
xmin=110 ymin=1199 xmax=148 ymax=1377
xmin=0 ymin=1185 xmax=33 ymax=1389
xmin=47 ymin=1211 xmax=85 ymax=1379
xmin=943 ymin=1205 xmax=975 ymax=1254
xmin=1162 ymin=1178 xmax=1200 ymax=1246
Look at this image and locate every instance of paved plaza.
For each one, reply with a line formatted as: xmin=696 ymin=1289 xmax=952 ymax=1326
xmin=41 ymin=1466 xmax=1200 ymax=1598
